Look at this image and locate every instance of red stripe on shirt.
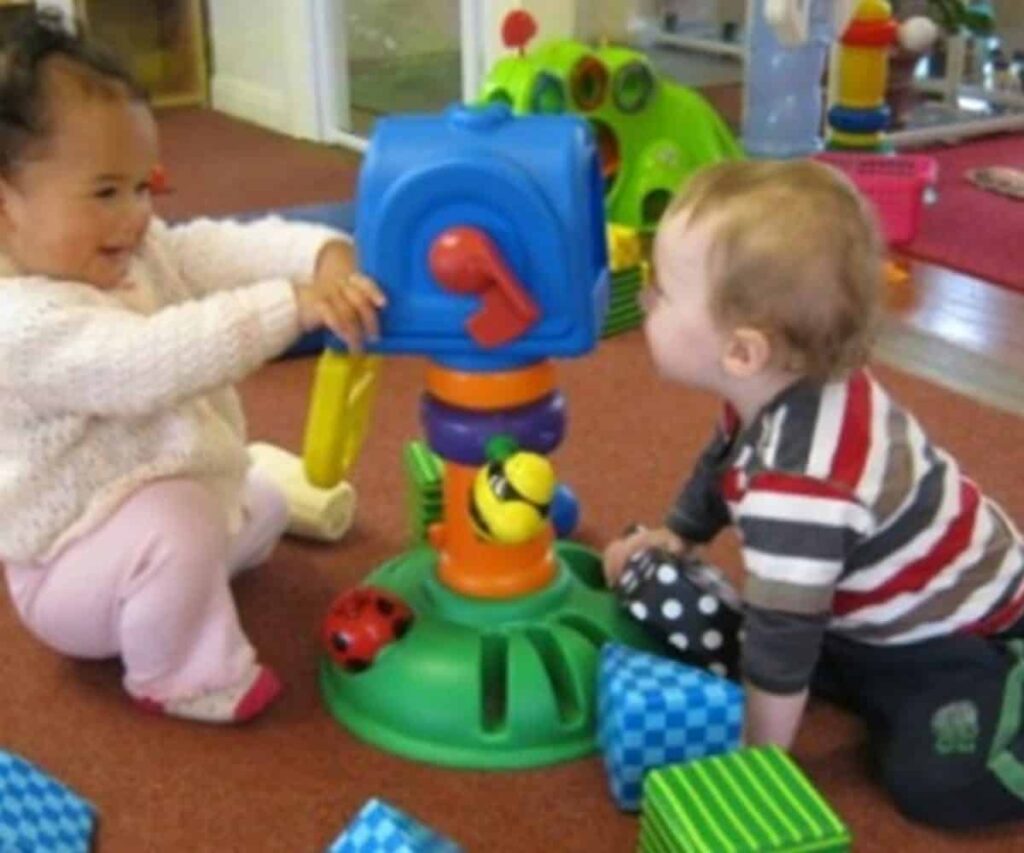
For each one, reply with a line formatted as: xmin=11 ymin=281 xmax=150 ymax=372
xmin=833 ymin=480 xmax=981 ymax=616
xmin=828 ymin=370 xmax=872 ymax=492
xmin=748 ymin=471 xmax=856 ymax=502
xmin=722 ymin=468 xmax=743 ymax=503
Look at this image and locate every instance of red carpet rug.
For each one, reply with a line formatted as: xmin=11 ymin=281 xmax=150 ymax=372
xmin=903 ymin=132 xmax=1024 ymax=294
xmin=2 ymin=349 xmax=1022 ymax=851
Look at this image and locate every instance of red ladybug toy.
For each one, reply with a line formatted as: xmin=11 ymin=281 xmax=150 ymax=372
xmin=321 ymin=586 xmax=414 ymax=672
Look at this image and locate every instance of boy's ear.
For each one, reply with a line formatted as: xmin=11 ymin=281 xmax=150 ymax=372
xmin=721 ymin=326 xmax=773 ymax=378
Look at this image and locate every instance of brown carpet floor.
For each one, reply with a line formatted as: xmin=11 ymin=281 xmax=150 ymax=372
xmin=1 ymin=109 xmax=1022 ymax=851
xmin=153 ymin=108 xmax=363 ymax=221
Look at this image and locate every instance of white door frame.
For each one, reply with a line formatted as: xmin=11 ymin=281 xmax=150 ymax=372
xmin=309 ymin=0 xmax=368 ymax=152
xmin=460 ymin=0 xmax=488 ymax=103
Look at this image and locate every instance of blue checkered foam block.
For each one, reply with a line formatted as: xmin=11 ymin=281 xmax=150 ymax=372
xmin=327 ymin=798 xmax=463 ymax=853
xmin=597 ymin=642 xmax=744 ymax=811
xmin=0 ymin=750 xmax=96 ymax=853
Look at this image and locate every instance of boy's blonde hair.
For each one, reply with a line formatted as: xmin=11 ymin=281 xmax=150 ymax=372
xmin=666 ymin=159 xmax=884 ymax=381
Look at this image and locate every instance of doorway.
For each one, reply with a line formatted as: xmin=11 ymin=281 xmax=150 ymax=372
xmin=311 ymin=0 xmax=482 ymax=151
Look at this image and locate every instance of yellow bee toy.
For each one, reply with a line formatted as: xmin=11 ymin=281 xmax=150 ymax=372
xmin=469 ymin=440 xmax=556 ymax=545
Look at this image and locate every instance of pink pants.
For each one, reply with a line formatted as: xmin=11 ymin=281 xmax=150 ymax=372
xmin=3 ymin=471 xmax=287 ymax=702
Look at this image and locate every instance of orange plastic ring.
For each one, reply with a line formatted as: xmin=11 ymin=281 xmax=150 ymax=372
xmin=570 ymin=55 xmax=609 ymax=111
xmin=425 ymin=361 xmax=556 ymax=410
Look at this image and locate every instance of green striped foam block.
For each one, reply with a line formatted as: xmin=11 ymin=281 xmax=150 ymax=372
xmin=640 ymin=745 xmax=851 ymax=852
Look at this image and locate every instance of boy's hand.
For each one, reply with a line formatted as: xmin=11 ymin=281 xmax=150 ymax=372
xmin=295 ymin=239 xmax=387 ymax=352
xmin=602 ymin=525 xmax=687 ymax=588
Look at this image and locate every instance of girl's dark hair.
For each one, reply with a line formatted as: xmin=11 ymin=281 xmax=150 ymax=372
xmin=0 ymin=8 xmax=147 ymax=176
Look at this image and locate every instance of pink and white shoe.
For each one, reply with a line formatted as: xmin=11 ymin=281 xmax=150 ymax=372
xmin=134 ymin=666 xmax=283 ymax=724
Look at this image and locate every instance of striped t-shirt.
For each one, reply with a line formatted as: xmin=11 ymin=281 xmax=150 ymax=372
xmin=666 ymin=369 xmax=1024 ymax=692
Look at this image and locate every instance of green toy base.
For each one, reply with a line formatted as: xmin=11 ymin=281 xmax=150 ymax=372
xmin=320 ymin=541 xmax=658 ymax=769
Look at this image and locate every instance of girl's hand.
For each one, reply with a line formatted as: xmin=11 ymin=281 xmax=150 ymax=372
xmin=602 ymin=525 xmax=687 ymax=588
xmin=295 ymin=240 xmax=387 ymax=352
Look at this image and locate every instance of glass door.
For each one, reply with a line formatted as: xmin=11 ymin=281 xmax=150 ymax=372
xmin=312 ymin=0 xmax=478 ymax=151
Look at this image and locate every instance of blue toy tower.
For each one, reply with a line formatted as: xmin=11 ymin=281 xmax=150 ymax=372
xmin=306 ymin=103 xmax=655 ymax=769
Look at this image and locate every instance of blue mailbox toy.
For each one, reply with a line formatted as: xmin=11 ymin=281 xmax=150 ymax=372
xmin=340 ymin=102 xmax=609 ymax=369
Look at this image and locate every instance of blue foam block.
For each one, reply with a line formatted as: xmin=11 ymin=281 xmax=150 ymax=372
xmin=597 ymin=642 xmax=744 ymax=811
xmin=327 ymin=798 xmax=462 ymax=853
xmin=0 ymin=750 xmax=96 ymax=853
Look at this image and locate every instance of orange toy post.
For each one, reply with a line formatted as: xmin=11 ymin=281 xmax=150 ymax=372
xmin=425 ymin=362 xmax=558 ymax=599
xmin=430 ymin=462 xmax=556 ymax=598
xmin=424 ymin=360 xmax=556 ymax=410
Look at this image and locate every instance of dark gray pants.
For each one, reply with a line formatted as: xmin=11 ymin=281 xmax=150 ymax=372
xmin=813 ymin=626 xmax=1024 ymax=830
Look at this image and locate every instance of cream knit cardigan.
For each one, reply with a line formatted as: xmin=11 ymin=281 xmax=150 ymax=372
xmin=0 ymin=215 xmax=342 ymax=563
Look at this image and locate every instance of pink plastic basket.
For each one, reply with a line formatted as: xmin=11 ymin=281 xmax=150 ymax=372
xmin=814 ymin=152 xmax=938 ymax=246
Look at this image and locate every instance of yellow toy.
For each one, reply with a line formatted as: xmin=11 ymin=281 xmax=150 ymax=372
xmin=468 ymin=448 xmax=556 ymax=545
xmin=247 ymin=442 xmax=356 ymax=542
xmin=827 ymin=0 xmax=938 ymax=150
xmin=247 ymin=349 xmax=377 ymax=544
xmin=302 ymin=351 xmax=381 ymax=488
xmin=606 ymin=223 xmax=644 ymax=272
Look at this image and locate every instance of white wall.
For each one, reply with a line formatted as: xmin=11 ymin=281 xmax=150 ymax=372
xmin=473 ymin=0 xmax=643 ymax=95
xmin=479 ymin=0 xmax=577 ymax=71
xmin=207 ymin=0 xmax=321 ymax=139
xmin=476 ymin=0 xmax=645 ymax=68
xmin=459 ymin=0 xmax=580 ymax=103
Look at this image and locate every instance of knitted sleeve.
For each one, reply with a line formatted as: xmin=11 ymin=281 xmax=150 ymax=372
xmin=0 ymin=279 xmax=299 ymax=416
xmin=152 ymin=215 xmax=348 ymax=295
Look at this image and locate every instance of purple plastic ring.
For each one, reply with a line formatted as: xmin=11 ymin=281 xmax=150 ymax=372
xmin=421 ymin=392 xmax=566 ymax=465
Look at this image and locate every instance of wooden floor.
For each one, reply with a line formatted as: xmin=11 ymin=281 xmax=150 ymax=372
xmin=880 ymin=259 xmax=1024 ymax=414
xmin=901 ymin=263 xmax=1024 ymax=370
